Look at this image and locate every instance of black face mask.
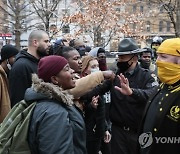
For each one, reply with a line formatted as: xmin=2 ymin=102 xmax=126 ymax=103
xmin=140 ymin=60 xmax=150 ymax=69
xmin=98 ymin=59 xmax=107 ymax=71
xmin=117 ymin=56 xmax=134 ymax=73
xmin=77 ymin=47 xmax=86 ymax=57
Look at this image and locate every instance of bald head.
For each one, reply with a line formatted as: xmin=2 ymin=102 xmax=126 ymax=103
xmin=28 ymin=30 xmax=48 ymax=46
xmin=27 ymin=30 xmax=51 ymax=59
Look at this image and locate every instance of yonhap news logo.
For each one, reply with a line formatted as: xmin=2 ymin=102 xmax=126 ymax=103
xmin=139 ymin=132 xmax=153 ymax=148
xmin=139 ymin=132 xmax=180 ymax=149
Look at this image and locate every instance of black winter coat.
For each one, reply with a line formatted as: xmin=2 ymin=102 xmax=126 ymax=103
xmin=83 ymin=96 xmax=105 ymax=141
xmin=81 ymin=65 xmax=157 ymax=131
xmin=9 ymin=50 xmax=39 ymax=107
xmin=138 ymin=82 xmax=180 ymax=154
xmin=25 ymin=74 xmax=87 ymax=154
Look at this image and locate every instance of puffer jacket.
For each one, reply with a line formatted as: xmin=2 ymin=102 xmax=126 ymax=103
xmin=26 ymin=74 xmax=87 ymax=154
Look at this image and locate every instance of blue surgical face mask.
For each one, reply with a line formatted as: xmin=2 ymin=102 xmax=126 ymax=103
xmin=91 ymin=67 xmax=100 ymax=73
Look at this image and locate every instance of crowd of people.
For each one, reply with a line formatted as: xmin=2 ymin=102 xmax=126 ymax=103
xmin=0 ymin=29 xmax=179 ymax=154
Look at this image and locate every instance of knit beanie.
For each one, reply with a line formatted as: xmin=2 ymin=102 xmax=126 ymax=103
xmin=0 ymin=44 xmax=19 ymax=62
xmin=157 ymin=38 xmax=180 ymax=57
xmin=38 ymin=55 xmax=68 ymax=82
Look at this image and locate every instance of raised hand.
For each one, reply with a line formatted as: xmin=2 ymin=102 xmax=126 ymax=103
xmin=90 ymin=95 xmax=99 ymax=109
xmin=114 ymin=73 xmax=133 ymax=95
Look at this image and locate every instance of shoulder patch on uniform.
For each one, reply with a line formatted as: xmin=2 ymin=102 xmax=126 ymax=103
xmin=167 ymin=105 xmax=180 ymax=122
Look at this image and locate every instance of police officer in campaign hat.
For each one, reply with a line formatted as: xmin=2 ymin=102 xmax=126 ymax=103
xmin=111 ymin=38 xmax=158 ymax=154
xmin=81 ymin=38 xmax=158 ymax=154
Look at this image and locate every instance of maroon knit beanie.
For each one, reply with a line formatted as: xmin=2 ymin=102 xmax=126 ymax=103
xmin=38 ymin=55 xmax=68 ymax=82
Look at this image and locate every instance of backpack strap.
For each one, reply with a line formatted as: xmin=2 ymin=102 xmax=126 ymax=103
xmin=0 ymin=100 xmax=36 ymax=154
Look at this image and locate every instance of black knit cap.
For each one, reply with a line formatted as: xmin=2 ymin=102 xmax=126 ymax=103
xmin=0 ymin=44 xmax=19 ymax=62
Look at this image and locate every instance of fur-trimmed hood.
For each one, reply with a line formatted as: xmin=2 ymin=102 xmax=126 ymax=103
xmin=24 ymin=74 xmax=74 ymax=106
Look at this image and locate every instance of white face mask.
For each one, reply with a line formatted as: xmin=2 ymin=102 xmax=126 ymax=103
xmin=90 ymin=67 xmax=100 ymax=73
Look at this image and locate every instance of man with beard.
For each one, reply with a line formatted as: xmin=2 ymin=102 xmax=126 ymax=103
xmin=9 ymin=30 xmax=51 ymax=107
xmin=137 ymin=38 xmax=180 ymax=154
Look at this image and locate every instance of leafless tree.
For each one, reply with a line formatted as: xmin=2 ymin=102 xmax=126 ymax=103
xmin=30 ymin=0 xmax=62 ymax=36
xmin=63 ymin=0 xmax=145 ymax=48
xmin=0 ymin=0 xmax=34 ymax=49
xmin=148 ymin=0 xmax=180 ymax=37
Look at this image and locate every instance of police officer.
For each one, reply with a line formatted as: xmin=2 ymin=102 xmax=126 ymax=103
xmin=138 ymin=38 xmax=180 ymax=154
xmin=111 ymin=38 xmax=158 ymax=154
xmin=81 ymin=38 xmax=158 ymax=154
xmin=151 ymin=36 xmax=163 ymax=61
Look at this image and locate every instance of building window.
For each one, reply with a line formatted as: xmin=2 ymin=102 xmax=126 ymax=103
xmin=36 ymin=24 xmax=45 ymax=30
xmin=159 ymin=21 xmax=163 ymax=32
xmin=133 ymin=5 xmax=137 ymax=12
xmin=146 ymin=21 xmax=150 ymax=32
xmin=116 ymin=7 xmax=121 ymax=12
xmin=166 ymin=21 xmax=171 ymax=32
xmin=160 ymin=6 xmax=164 ymax=13
xmin=140 ymin=6 xmax=144 ymax=12
xmin=62 ymin=9 xmax=70 ymax=16
xmin=62 ymin=25 xmax=70 ymax=33
xmin=147 ymin=2 xmax=151 ymax=9
xmin=133 ymin=23 xmax=136 ymax=31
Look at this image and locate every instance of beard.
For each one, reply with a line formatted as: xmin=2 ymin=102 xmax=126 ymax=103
xmin=37 ymin=46 xmax=49 ymax=58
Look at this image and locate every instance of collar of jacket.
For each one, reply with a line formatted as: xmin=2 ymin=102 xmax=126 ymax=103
xmin=124 ymin=63 xmax=139 ymax=77
xmin=31 ymin=74 xmax=74 ymax=106
xmin=16 ymin=50 xmax=39 ymax=63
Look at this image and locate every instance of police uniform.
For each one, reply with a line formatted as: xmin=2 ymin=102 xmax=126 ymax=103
xmin=81 ymin=38 xmax=158 ymax=154
xmin=110 ymin=64 xmax=157 ymax=154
